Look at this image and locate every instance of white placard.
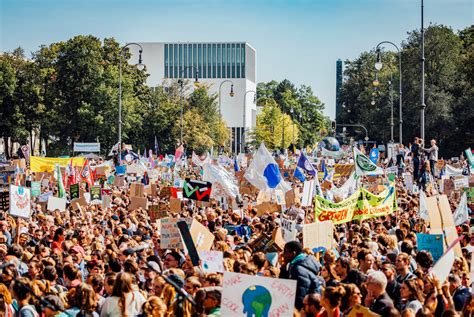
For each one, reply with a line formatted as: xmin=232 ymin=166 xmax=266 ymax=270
xmin=453 ymin=177 xmax=469 ymax=190
xmin=199 ymin=250 xmax=224 ymax=273
xmin=9 ymin=185 xmax=31 ymax=218
xmin=222 ymin=272 xmax=297 ymax=317
xmin=281 ymin=218 xmax=297 ymax=242
xmin=73 ymin=142 xmax=100 ymax=153
xmin=303 ymin=220 xmax=334 ymax=251
xmin=301 ymin=180 xmax=315 ymax=207
xmin=47 ymin=196 xmax=67 ymax=212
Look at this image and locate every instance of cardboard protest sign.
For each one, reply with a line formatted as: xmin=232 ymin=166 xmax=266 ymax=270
xmin=453 ymin=177 xmax=469 ymax=190
xmin=256 ymin=189 xmax=273 ymax=205
xmin=347 ymin=304 xmax=380 ymax=317
xmin=160 ymin=217 xmax=192 ymax=249
xmin=222 ymin=272 xmax=297 ymax=317
xmin=199 ymin=250 xmax=224 ymax=273
xmin=303 ymin=220 xmax=334 ymax=251
xmin=47 ymin=196 xmax=67 ymax=212
xmin=281 ymin=218 xmax=297 ymax=242
xmin=416 ymin=233 xmax=444 ymax=262
xmin=128 ymin=196 xmax=148 ymax=211
xmin=159 ymin=186 xmax=172 ymax=199
xmin=113 ymin=175 xmax=126 ymax=187
xmin=247 ymin=234 xmax=281 ymax=253
xmin=9 ymin=185 xmax=31 ymax=218
xmin=285 ymin=189 xmax=295 ymax=207
xmin=70 ymin=184 xmax=80 ymax=200
xmin=101 ymin=195 xmax=111 ymax=210
xmin=130 ymin=182 xmax=145 ymax=197
xmin=30 ymin=181 xmax=41 ymax=197
xmin=90 ymin=185 xmax=102 ymax=203
xmin=255 ymin=202 xmax=281 ymax=216
xmin=148 ymin=203 xmax=168 ymax=222
xmin=183 ymin=179 xmax=212 ymax=202
xmin=189 ymin=219 xmax=215 ymax=252
xmin=169 ymin=197 xmax=182 ymax=213
xmin=443 ymin=179 xmax=455 ymax=196
xmin=177 ymin=220 xmax=200 ymax=266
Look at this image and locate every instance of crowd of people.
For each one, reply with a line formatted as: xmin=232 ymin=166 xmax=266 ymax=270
xmin=0 ymin=140 xmax=472 ymax=317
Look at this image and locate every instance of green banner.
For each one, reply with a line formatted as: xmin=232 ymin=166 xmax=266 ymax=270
xmin=315 ymin=186 xmax=397 ymax=224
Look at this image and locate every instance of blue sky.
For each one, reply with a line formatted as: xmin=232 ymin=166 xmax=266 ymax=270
xmin=1 ymin=0 xmax=472 ymax=118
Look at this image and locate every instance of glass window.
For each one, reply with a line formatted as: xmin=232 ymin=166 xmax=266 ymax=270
xmin=236 ymin=43 xmax=241 ymax=78
xmin=164 ymin=44 xmax=168 ymax=78
xmin=188 ymin=44 xmax=192 ymax=78
xmin=217 ymin=44 xmax=221 ymax=78
xmin=198 ymin=44 xmax=202 ymax=79
xmin=179 ymin=44 xmax=183 ymax=78
xmin=203 ymin=44 xmax=207 ymax=78
xmin=173 ymin=44 xmax=178 ymax=78
xmin=193 ymin=44 xmax=197 ymax=79
xmin=222 ymin=44 xmax=227 ymax=78
xmin=169 ymin=44 xmax=174 ymax=78
xmin=183 ymin=44 xmax=187 ymax=78
xmin=212 ymin=44 xmax=216 ymax=78
xmin=227 ymin=44 xmax=231 ymax=78
xmin=241 ymin=44 xmax=245 ymax=78
xmin=231 ymin=43 xmax=236 ymax=78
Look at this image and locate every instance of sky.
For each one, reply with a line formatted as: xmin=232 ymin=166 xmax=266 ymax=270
xmin=1 ymin=0 xmax=472 ymax=119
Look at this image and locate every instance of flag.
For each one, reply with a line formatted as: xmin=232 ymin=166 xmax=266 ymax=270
xmin=428 ymin=237 xmax=461 ymax=283
xmin=419 ymin=191 xmax=430 ymax=222
xmin=55 ymin=164 xmax=66 ymax=198
xmin=80 ymin=159 xmax=93 ymax=187
xmin=141 ymin=171 xmax=149 ymax=186
xmin=321 ymin=160 xmax=328 ymax=181
xmin=143 ymin=147 xmax=147 ymax=159
xmin=354 ymin=146 xmax=383 ymax=176
xmin=154 ymin=136 xmax=159 ymax=155
xmin=14 ymin=164 xmax=21 ymax=186
xmin=369 ymin=147 xmax=379 ymax=164
xmin=297 ymin=153 xmax=316 ymax=176
xmin=234 ymin=157 xmax=240 ymax=172
xmin=453 ymin=192 xmax=469 ymax=226
xmin=293 ymin=167 xmax=306 ymax=182
xmin=244 ymin=143 xmax=291 ymax=192
xmin=175 ymin=145 xmax=184 ymax=162
xmin=202 ymin=163 xmax=240 ymax=198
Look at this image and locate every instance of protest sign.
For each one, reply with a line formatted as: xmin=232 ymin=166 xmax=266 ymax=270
xmin=128 ymin=196 xmax=148 ymax=211
xmin=403 ymin=173 xmax=413 ymax=192
xmin=159 ymin=186 xmax=172 ymax=199
xmin=47 ymin=196 xmax=67 ymax=212
xmin=347 ymin=304 xmax=380 ymax=317
xmin=256 ymin=189 xmax=273 ymax=205
xmin=70 ymin=184 xmax=80 ymax=200
xmin=303 ymin=220 xmax=334 ymax=251
xmin=169 ymin=197 xmax=182 ymax=213
xmin=160 ymin=217 xmax=192 ymax=249
xmin=113 ymin=175 xmax=126 ymax=187
xmin=222 ymin=272 xmax=297 ymax=317
xmin=130 ymin=182 xmax=145 ymax=197
xmin=30 ymin=181 xmax=41 ymax=197
xmin=301 ymin=180 xmax=315 ymax=207
xmin=101 ymin=195 xmax=111 ymax=210
xmin=148 ymin=203 xmax=168 ymax=222
xmin=281 ymin=218 xmax=297 ymax=243
xmin=247 ymin=233 xmax=281 ymax=253
xmin=453 ymin=177 xmax=469 ymax=190
xmin=177 ymin=220 xmax=200 ymax=266
xmin=0 ymin=190 xmax=9 ymax=211
xmin=9 ymin=185 xmax=30 ymax=218
xmin=416 ymin=233 xmax=444 ymax=262
xmin=200 ymin=250 xmax=224 ymax=273
xmin=183 ymin=179 xmax=212 ymax=202
xmin=90 ymin=185 xmax=102 ymax=202
xmin=255 ymin=202 xmax=281 ymax=216
xmin=189 ymin=219 xmax=215 ymax=252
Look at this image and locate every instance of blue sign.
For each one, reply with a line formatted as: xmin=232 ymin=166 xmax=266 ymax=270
xmin=370 ymin=148 xmax=379 ymax=164
xmin=416 ymin=233 xmax=444 ymax=262
xmin=115 ymin=165 xmax=126 ymax=175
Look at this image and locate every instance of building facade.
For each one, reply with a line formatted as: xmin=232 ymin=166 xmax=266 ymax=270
xmin=128 ymin=42 xmax=257 ymax=153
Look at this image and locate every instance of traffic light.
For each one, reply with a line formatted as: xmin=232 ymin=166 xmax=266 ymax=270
xmin=331 ymin=121 xmax=336 ymax=131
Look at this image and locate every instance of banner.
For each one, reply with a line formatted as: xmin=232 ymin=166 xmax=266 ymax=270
xmin=73 ymin=142 xmax=100 ymax=153
xmin=30 ymin=156 xmax=85 ymax=173
xmin=183 ymin=179 xmax=212 ymax=202
xmin=30 ymin=181 xmax=41 ymax=197
xmin=315 ymin=186 xmax=397 ymax=224
xmin=354 ymin=147 xmax=383 ymax=176
xmin=222 ymin=272 xmax=297 ymax=317
xmin=9 ymin=185 xmax=31 ymax=218
xmin=70 ymin=184 xmax=80 ymax=200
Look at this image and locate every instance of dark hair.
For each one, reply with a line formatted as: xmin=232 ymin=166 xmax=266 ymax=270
xmin=53 ymin=227 xmax=64 ymax=242
xmin=337 ymin=257 xmax=352 ymax=270
xmin=357 ymin=249 xmax=372 ymax=262
xmin=43 ymin=265 xmax=57 ymax=281
xmin=415 ymin=251 xmax=433 ymax=270
xmin=284 ymin=241 xmax=303 ymax=255
xmin=403 ymin=279 xmax=424 ymax=302
xmin=341 ymin=284 xmax=360 ymax=312
xmin=305 ymin=293 xmax=322 ymax=310
xmin=401 ymin=241 xmax=413 ymax=255
xmin=323 ymin=285 xmax=346 ymax=308
xmin=8 ymin=244 xmax=24 ymax=259
xmin=252 ymin=252 xmax=267 ymax=270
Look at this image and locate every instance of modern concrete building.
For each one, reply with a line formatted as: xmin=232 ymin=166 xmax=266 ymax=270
xmin=128 ymin=42 xmax=257 ymax=153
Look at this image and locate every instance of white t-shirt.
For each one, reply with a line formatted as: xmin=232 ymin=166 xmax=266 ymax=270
xmin=100 ymin=291 xmax=146 ymax=317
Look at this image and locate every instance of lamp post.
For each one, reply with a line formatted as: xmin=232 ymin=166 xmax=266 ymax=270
xmin=178 ymin=66 xmax=200 ymax=145
xmin=290 ymin=107 xmax=295 ymax=147
xmin=243 ymin=90 xmax=256 ymax=153
xmin=375 ymin=40 xmax=403 ymax=144
xmin=420 ymin=0 xmax=426 ymax=142
xmin=218 ymin=80 xmax=235 ymax=117
xmin=118 ymin=43 xmax=144 ymax=163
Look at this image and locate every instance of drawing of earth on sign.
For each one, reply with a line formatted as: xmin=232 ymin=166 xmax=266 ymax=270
xmin=242 ymin=285 xmax=272 ymax=317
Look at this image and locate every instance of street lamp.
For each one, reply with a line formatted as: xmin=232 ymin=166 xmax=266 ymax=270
xmin=118 ymin=43 xmax=144 ymax=163
xmin=290 ymin=107 xmax=295 ymax=146
xmin=243 ymin=90 xmax=256 ymax=153
xmin=218 ymin=80 xmax=234 ymax=117
xmin=375 ymin=40 xmax=403 ymax=144
xmin=178 ymin=66 xmax=200 ymax=145
xmin=421 ymin=0 xmax=426 ymax=142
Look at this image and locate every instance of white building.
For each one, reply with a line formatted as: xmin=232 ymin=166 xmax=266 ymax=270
xmin=128 ymin=42 xmax=257 ymax=153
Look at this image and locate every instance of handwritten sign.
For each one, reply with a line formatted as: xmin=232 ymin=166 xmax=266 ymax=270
xmin=9 ymin=185 xmax=31 ymax=218
xmin=416 ymin=233 xmax=444 ymax=262
xmin=222 ymin=272 xmax=297 ymax=317
xmin=303 ymin=220 xmax=334 ymax=251
xmin=160 ymin=217 xmax=192 ymax=249
xmin=281 ymin=218 xmax=296 ymax=243
xmin=47 ymin=196 xmax=67 ymax=212
xmin=199 ymin=250 xmax=224 ymax=273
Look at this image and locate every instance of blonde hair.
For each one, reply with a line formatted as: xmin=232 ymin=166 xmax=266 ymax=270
xmin=142 ymin=296 xmax=166 ymax=317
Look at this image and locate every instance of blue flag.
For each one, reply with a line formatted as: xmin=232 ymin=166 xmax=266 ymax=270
xmin=297 ymin=153 xmax=316 ymax=176
xmin=293 ymin=167 xmax=306 ymax=182
xmin=321 ymin=160 xmax=328 ymax=181
xmin=234 ymin=157 xmax=240 ymax=172
xmin=370 ymin=148 xmax=379 ymax=164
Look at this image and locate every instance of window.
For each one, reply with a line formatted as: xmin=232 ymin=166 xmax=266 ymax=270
xmin=231 ymin=43 xmax=236 ymax=78
xmin=222 ymin=44 xmax=227 ymax=78
xmin=203 ymin=44 xmax=207 ymax=78
xmin=179 ymin=44 xmax=183 ymax=78
xmin=174 ymin=44 xmax=178 ymax=78
xmin=236 ymin=43 xmax=241 ymax=78
xmin=198 ymin=44 xmax=202 ymax=78
xmin=241 ymin=44 xmax=246 ymax=78
xmin=227 ymin=44 xmax=231 ymax=78
xmin=217 ymin=44 xmax=221 ymax=78
xmin=193 ymin=44 xmax=197 ymax=78
xmin=188 ymin=44 xmax=192 ymax=78
xmin=212 ymin=44 xmax=216 ymax=78
xmin=183 ymin=44 xmax=188 ymax=78
xmin=164 ymin=44 xmax=168 ymax=78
